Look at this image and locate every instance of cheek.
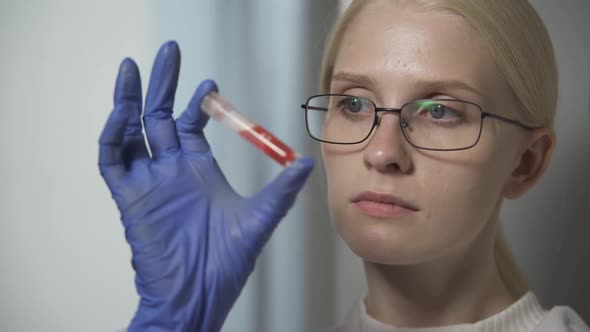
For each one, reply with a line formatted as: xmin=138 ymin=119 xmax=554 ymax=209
xmin=416 ymin=147 xmax=513 ymax=250
xmin=421 ymin=154 xmax=507 ymax=211
xmin=321 ymin=143 xmax=365 ymax=229
xmin=424 ymin=133 xmax=516 ymax=212
xmin=322 ymin=144 xmax=356 ymax=205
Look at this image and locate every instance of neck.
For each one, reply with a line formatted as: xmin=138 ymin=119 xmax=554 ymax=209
xmin=363 ymin=216 xmax=518 ymax=328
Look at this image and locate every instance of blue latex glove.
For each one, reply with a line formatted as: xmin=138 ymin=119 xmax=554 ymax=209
xmin=98 ymin=41 xmax=314 ymax=332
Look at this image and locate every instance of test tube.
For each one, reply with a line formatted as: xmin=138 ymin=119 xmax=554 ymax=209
xmin=201 ymin=92 xmax=300 ymax=167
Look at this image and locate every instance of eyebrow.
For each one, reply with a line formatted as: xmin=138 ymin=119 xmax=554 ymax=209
xmin=332 ymin=72 xmax=378 ymax=90
xmin=331 ymin=72 xmax=482 ymax=97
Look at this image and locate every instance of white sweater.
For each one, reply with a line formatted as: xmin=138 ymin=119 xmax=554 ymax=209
xmin=326 ymin=291 xmax=589 ymax=332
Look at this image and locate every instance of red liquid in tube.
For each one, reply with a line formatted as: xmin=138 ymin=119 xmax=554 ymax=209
xmin=239 ymin=125 xmax=297 ymax=166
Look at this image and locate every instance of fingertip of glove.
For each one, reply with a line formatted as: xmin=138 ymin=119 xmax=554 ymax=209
xmin=288 ymin=157 xmax=315 ymax=176
xmin=119 ymin=58 xmax=138 ymax=72
xmin=195 ymin=79 xmax=219 ymax=100
xmin=152 ymin=41 xmax=181 ymax=69
xmin=160 ymin=40 xmax=180 ymax=54
xmin=115 ymin=59 xmax=141 ymax=103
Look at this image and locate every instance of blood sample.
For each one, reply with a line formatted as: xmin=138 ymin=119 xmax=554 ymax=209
xmin=200 ymin=92 xmax=300 ymax=166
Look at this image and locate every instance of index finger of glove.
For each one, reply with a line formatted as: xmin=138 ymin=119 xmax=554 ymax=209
xmin=176 ymin=79 xmax=218 ymax=154
xmin=143 ymin=41 xmax=181 ymax=158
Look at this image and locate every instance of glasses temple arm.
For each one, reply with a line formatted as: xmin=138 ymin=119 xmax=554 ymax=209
xmin=483 ymin=112 xmax=539 ymax=130
xmin=301 ymin=104 xmax=328 ymax=111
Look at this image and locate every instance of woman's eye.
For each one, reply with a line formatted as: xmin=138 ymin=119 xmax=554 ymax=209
xmin=429 ymin=104 xmax=447 ymax=119
xmin=344 ymin=97 xmax=364 ymax=113
xmin=336 ymin=96 xmax=370 ymax=114
xmin=420 ymin=102 xmax=460 ymax=120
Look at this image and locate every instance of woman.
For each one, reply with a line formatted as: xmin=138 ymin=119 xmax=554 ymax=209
xmin=98 ymin=0 xmax=589 ymax=331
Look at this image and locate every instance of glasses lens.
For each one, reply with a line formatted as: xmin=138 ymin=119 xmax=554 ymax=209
xmin=306 ymin=95 xmax=375 ymax=144
xmin=400 ymin=100 xmax=482 ymax=150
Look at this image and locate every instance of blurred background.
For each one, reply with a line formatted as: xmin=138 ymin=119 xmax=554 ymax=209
xmin=0 ymin=0 xmax=588 ymax=331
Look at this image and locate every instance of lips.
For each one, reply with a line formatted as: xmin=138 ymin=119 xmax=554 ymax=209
xmin=351 ymin=191 xmax=419 ymax=218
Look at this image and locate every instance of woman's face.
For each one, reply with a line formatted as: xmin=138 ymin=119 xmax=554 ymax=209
xmin=323 ymin=1 xmax=529 ymax=265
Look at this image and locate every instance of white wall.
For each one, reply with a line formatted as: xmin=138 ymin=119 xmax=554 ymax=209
xmin=1 ymin=1 xmax=339 ymax=331
xmin=0 ymin=1 xmax=155 ymax=331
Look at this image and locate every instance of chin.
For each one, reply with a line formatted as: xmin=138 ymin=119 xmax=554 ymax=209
xmin=347 ymin=238 xmax=424 ymax=266
xmin=332 ymin=209 xmax=427 ymax=265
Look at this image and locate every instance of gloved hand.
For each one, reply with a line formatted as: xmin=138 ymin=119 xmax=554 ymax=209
xmin=98 ymin=41 xmax=314 ymax=332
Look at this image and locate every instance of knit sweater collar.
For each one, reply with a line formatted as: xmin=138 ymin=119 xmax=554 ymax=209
xmin=347 ymin=291 xmax=547 ymax=332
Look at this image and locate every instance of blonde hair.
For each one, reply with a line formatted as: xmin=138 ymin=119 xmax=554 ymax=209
xmin=321 ymin=0 xmax=558 ymax=299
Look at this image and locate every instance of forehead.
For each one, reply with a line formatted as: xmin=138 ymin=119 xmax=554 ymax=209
xmin=333 ymin=2 xmax=507 ymax=105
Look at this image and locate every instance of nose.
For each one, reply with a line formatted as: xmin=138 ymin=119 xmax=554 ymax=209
xmin=363 ymin=112 xmax=412 ymax=173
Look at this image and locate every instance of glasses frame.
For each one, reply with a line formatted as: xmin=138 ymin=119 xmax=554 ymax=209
xmin=301 ymin=94 xmax=540 ymax=151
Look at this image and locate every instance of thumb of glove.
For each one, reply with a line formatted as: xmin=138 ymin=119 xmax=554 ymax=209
xmin=243 ymin=157 xmax=315 ymax=247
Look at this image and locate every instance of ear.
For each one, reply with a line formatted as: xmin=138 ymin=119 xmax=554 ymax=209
xmin=503 ymin=128 xmax=556 ymax=199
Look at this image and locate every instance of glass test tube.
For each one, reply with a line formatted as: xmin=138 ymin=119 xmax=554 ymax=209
xmin=201 ymin=92 xmax=300 ymax=167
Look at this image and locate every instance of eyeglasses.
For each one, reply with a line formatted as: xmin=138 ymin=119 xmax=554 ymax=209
xmin=300 ymin=94 xmax=539 ymax=151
